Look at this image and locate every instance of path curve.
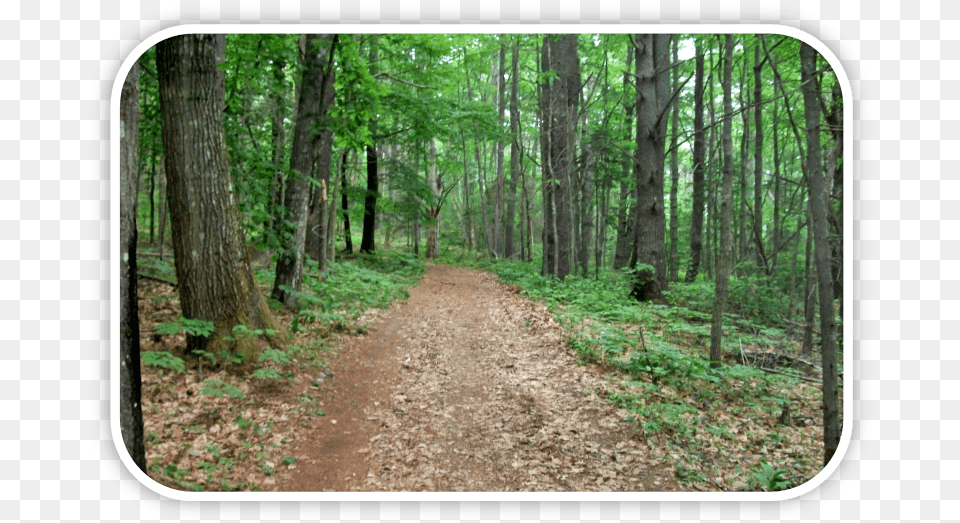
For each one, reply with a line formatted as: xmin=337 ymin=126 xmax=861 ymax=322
xmin=279 ymin=264 xmax=675 ymax=492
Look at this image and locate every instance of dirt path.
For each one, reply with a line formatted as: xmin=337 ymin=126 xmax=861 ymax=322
xmin=278 ymin=264 xmax=677 ymax=492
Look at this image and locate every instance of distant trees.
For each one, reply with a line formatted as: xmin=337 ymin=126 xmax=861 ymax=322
xmin=128 ymin=31 xmax=844 ymax=467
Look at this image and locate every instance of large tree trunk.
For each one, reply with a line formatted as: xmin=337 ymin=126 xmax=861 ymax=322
xmin=541 ymin=34 xmax=579 ymax=280
xmin=157 ymin=34 xmax=277 ymax=363
xmin=685 ymin=38 xmax=706 ymax=283
xmin=630 ymin=34 xmax=670 ymax=300
xmin=801 ymin=42 xmax=840 ymax=466
xmin=304 ymin=35 xmax=338 ymax=269
xmin=709 ymin=34 xmax=735 ymax=369
xmin=274 ymin=34 xmax=334 ymax=306
xmin=119 ymin=61 xmax=145 ymax=472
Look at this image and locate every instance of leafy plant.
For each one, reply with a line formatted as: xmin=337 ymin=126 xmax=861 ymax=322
xmin=200 ymin=379 xmax=245 ymax=399
xmin=155 ymin=317 xmax=216 ymax=338
xmin=142 ymin=351 xmax=185 ymax=374
xmin=749 ymin=460 xmax=792 ymax=491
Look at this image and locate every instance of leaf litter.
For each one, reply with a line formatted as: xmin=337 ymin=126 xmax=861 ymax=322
xmin=138 ymin=263 xmax=823 ymax=493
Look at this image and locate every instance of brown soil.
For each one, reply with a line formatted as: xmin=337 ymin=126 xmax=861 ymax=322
xmin=274 ymin=264 xmax=678 ymax=492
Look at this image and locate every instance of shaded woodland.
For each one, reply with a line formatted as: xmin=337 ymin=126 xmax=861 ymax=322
xmin=119 ymin=32 xmax=844 ymax=491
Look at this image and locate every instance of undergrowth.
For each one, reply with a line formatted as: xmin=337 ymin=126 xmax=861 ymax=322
xmin=138 ymin=246 xmax=425 ymax=491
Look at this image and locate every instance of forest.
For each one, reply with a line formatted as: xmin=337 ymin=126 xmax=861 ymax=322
xmin=118 ymin=32 xmax=845 ymax=492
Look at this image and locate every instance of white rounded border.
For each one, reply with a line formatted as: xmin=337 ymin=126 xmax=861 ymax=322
xmin=110 ymin=23 xmax=854 ymax=503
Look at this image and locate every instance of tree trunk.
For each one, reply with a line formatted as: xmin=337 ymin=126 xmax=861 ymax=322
xmin=541 ymin=34 xmax=579 ymax=280
xmin=494 ymin=36 xmax=507 ymax=258
xmin=685 ymin=38 xmax=706 ymax=283
xmin=360 ymin=143 xmax=378 ymax=254
xmin=340 ymin=149 xmax=353 ymax=254
xmin=360 ymin=38 xmax=379 ymax=254
xmin=801 ymin=42 xmax=840 ymax=466
xmin=613 ymin=46 xmax=635 ymax=270
xmin=119 ymin=61 xmax=146 ymax=472
xmin=709 ymin=34 xmax=735 ymax=369
xmin=630 ymin=34 xmax=670 ymax=300
xmin=156 ymin=158 xmax=168 ymax=260
xmin=305 ymin=36 xmax=337 ymax=269
xmin=505 ymin=38 xmax=521 ymax=260
xmin=426 ymin=139 xmax=441 ymax=259
xmin=274 ymin=34 xmax=334 ymax=307
xmin=157 ymin=33 xmax=277 ymax=363
xmin=668 ymin=37 xmax=680 ymax=282
xmin=753 ymin=41 xmax=766 ymax=271
xmin=268 ymin=57 xmax=288 ymax=247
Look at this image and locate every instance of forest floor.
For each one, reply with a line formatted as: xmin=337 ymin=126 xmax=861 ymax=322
xmin=138 ymin=257 xmax=825 ymax=493
xmin=274 ymin=264 xmax=678 ymax=492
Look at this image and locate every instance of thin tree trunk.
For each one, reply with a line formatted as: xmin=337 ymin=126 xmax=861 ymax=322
xmin=801 ymin=41 xmax=840 ymax=466
xmin=753 ymin=41 xmax=766 ymax=271
xmin=709 ymin=34 xmax=735 ymax=369
xmin=668 ymin=37 xmax=680 ymax=282
xmin=360 ymin=37 xmax=379 ymax=254
xmin=614 ymin=45 xmax=635 ymax=270
xmin=494 ymin=36 xmax=507 ymax=258
xmin=505 ymin=38 xmax=520 ymax=260
xmin=119 ymin=61 xmax=145 ymax=472
xmin=156 ymin=159 xmax=168 ymax=260
xmin=738 ymin=44 xmax=750 ymax=271
xmin=340 ymin=149 xmax=353 ymax=254
xmin=685 ymin=38 xmax=706 ymax=283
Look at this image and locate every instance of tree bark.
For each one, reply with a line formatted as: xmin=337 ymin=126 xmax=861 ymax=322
xmin=360 ymin=37 xmax=379 ymax=254
xmin=630 ymin=34 xmax=670 ymax=300
xmin=753 ymin=41 xmax=766 ymax=271
xmin=668 ymin=37 xmax=680 ymax=282
xmin=157 ymin=33 xmax=278 ymax=363
xmin=274 ymin=34 xmax=334 ymax=307
xmin=340 ymin=149 xmax=353 ymax=254
xmin=685 ymin=38 xmax=706 ymax=283
xmin=119 ymin=61 xmax=146 ymax=472
xmin=541 ymin=34 xmax=579 ymax=280
xmin=801 ymin=42 xmax=840 ymax=466
xmin=613 ymin=44 xmax=634 ymax=271
xmin=505 ymin=38 xmax=521 ymax=260
xmin=426 ymin=139 xmax=441 ymax=259
xmin=494 ymin=35 xmax=507 ymax=258
xmin=709 ymin=34 xmax=735 ymax=369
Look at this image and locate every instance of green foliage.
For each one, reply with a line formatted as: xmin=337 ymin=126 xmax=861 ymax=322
xmin=224 ymin=324 xmax=276 ymax=342
xmin=155 ymin=317 xmax=216 ymax=338
xmin=258 ymin=348 xmax=291 ymax=365
xmin=141 ymin=351 xmax=185 ymax=374
xmin=749 ymin=460 xmax=793 ymax=491
xmin=200 ymin=379 xmax=245 ymax=399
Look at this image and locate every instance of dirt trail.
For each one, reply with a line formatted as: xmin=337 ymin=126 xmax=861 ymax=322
xmin=278 ymin=264 xmax=676 ymax=492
